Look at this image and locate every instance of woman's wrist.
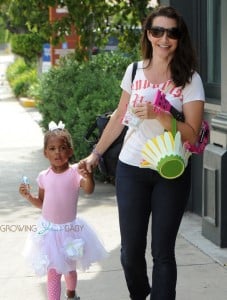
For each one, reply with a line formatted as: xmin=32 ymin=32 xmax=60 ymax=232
xmin=154 ymin=108 xmax=166 ymax=121
xmin=92 ymin=148 xmax=102 ymax=161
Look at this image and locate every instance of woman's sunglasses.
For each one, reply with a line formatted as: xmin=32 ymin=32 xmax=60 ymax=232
xmin=149 ymin=26 xmax=181 ymax=40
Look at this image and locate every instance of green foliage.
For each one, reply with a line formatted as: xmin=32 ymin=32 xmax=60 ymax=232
xmin=11 ymin=33 xmax=45 ymax=63
xmin=0 ymin=0 xmax=153 ymax=62
xmin=27 ymin=82 xmax=42 ymax=100
xmin=0 ymin=0 xmax=50 ymax=37
xmin=37 ymin=52 xmax=135 ymax=160
xmin=6 ymin=57 xmax=38 ymax=97
xmin=0 ymin=0 xmax=49 ymax=61
xmin=7 ymin=57 xmax=29 ymax=77
xmin=0 ymin=16 xmax=7 ymax=43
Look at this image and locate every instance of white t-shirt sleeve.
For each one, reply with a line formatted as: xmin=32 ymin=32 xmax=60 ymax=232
xmin=120 ymin=62 xmax=134 ymax=95
xmin=183 ymin=72 xmax=205 ymax=104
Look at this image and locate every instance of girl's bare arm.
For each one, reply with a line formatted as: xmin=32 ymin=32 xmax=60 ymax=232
xmin=19 ymin=184 xmax=44 ymax=209
xmin=78 ymin=161 xmax=95 ymax=194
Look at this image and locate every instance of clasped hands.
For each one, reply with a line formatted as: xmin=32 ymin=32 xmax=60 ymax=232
xmin=78 ymin=158 xmax=96 ymax=177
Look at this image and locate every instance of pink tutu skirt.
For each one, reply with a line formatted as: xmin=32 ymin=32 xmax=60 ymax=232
xmin=23 ymin=216 xmax=108 ymax=276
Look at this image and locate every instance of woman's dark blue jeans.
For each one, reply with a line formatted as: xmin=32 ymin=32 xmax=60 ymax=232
xmin=115 ymin=160 xmax=191 ymax=300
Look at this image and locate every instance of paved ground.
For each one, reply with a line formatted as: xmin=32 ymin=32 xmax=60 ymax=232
xmin=1 ymin=54 xmax=227 ymax=300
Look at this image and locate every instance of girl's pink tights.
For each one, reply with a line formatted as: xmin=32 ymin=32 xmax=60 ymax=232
xmin=47 ymin=269 xmax=61 ymax=300
xmin=47 ymin=269 xmax=77 ymax=300
xmin=65 ymin=270 xmax=77 ymax=291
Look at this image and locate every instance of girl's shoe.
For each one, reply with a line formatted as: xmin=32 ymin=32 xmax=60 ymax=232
xmin=66 ymin=295 xmax=80 ymax=300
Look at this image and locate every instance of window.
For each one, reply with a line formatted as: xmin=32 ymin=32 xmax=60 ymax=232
xmin=201 ymin=0 xmax=221 ymax=101
xmin=207 ymin=0 xmax=221 ymax=85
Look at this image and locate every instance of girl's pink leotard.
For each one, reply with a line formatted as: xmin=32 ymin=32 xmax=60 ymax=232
xmin=37 ymin=165 xmax=81 ymax=224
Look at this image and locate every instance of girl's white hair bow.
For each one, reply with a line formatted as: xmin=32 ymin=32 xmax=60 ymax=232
xmin=48 ymin=120 xmax=65 ymax=131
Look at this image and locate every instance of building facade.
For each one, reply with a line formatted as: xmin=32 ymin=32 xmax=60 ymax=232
xmin=160 ymin=0 xmax=227 ymax=246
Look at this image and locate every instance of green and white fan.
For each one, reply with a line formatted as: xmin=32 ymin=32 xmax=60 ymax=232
xmin=141 ymin=119 xmax=191 ymax=179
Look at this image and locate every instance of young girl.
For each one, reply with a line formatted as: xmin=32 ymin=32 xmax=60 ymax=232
xmin=19 ymin=121 xmax=107 ymax=300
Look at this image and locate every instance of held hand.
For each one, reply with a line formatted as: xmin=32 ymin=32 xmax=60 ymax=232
xmin=79 ymin=160 xmax=95 ymax=194
xmin=78 ymin=160 xmax=92 ymax=178
xmin=134 ymin=103 xmax=157 ymax=120
xmin=83 ymin=152 xmax=99 ymax=173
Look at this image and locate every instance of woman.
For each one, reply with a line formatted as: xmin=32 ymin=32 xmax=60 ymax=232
xmin=84 ymin=6 xmax=205 ymax=300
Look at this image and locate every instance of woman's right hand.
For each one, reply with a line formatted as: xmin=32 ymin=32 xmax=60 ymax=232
xmin=82 ymin=152 xmax=100 ymax=173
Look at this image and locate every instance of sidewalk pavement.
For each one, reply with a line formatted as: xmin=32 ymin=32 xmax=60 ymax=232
xmin=1 ymin=57 xmax=227 ymax=300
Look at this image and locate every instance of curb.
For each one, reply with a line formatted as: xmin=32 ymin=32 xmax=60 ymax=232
xmin=19 ymin=97 xmax=36 ymax=108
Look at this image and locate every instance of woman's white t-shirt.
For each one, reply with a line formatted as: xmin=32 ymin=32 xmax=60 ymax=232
xmin=119 ymin=60 xmax=205 ymax=168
